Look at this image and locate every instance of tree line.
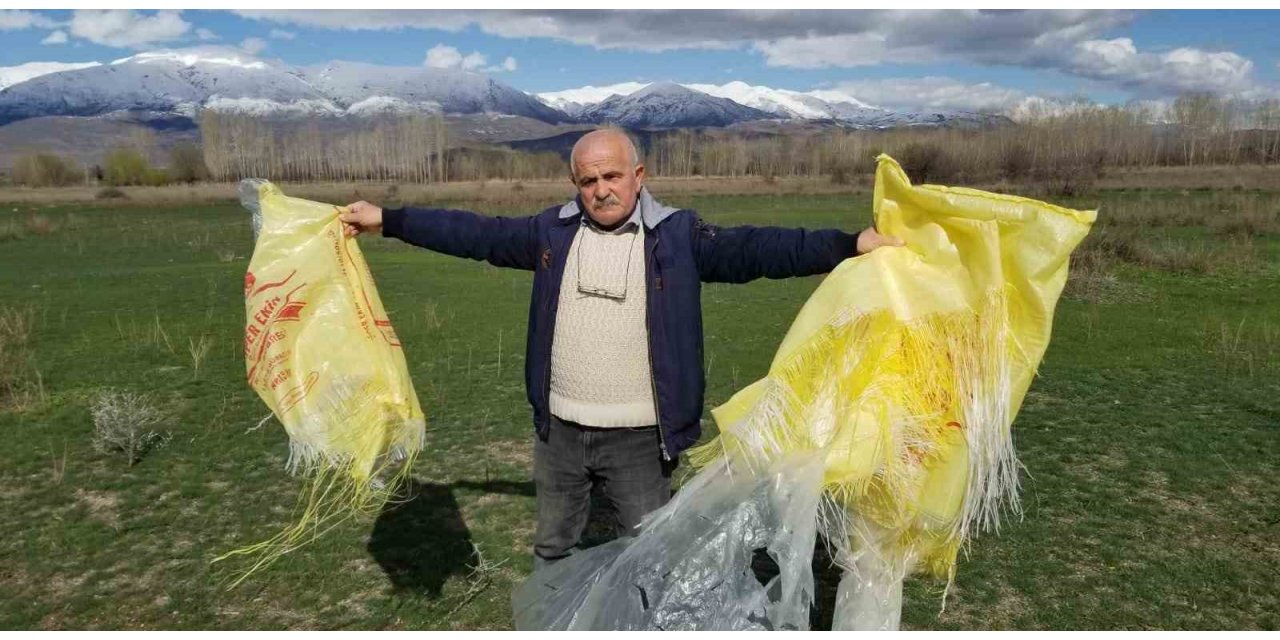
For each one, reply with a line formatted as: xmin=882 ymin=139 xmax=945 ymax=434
xmin=644 ymin=93 xmax=1280 ymax=185
xmin=200 ymin=110 xmax=570 ymax=183
xmin=4 ymin=92 xmax=1279 ymax=190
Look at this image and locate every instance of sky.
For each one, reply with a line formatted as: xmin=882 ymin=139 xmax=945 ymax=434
xmin=1 ymin=9 xmax=1278 ymax=113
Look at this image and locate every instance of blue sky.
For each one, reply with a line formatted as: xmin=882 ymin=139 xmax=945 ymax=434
xmin=1 ymin=9 xmax=1277 ymax=112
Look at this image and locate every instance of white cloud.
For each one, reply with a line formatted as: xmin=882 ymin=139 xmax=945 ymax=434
xmin=0 ymin=61 xmax=101 ymax=91
xmin=234 ymin=9 xmax=1127 ymax=55
xmin=750 ymin=15 xmax=1251 ymax=96
xmin=69 ymin=10 xmax=190 ymax=49
xmin=461 ymin=52 xmax=487 ymax=71
xmin=423 ymin=44 xmax=511 ymax=73
xmin=234 ymin=9 xmax=1269 ymax=99
xmin=40 ymin=30 xmax=68 ymax=45
xmin=1067 ymin=38 xmax=1253 ymax=95
xmin=196 ymin=28 xmax=218 ymax=41
xmin=0 ymin=10 xmax=57 ymax=31
xmin=424 ymin=44 xmax=465 ymax=69
xmin=237 ymin=10 xmax=474 ymax=33
xmin=268 ymin=28 xmax=296 ymax=40
xmin=240 ymin=37 xmax=267 ymax=55
xmin=753 ymin=33 xmax=939 ymax=69
xmin=832 ymin=76 xmax=1041 ymax=114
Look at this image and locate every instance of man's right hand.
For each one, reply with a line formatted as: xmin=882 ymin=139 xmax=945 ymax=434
xmin=339 ymin=201 xmax=383 ymax=237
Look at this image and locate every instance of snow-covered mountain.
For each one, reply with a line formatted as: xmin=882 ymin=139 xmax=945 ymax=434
xmin=301 ymin=61 xmax=564 ymax=122
xmin=537 ymin=82 xmax=650 ymax=117
xmin=536 ymin=80 xmax=884 ymax=123
xmin=0 ymin=49 xmax=1007 ymax=131
xmin=685 ymin=81 xmax=882 ymax=121
xmin=0 ymin=47 xmax=569 ymax=127
xmin=0 ymin=61 xmax=103 ymax=91
xmin=536 ymin=80 xmax=1006 ymax=129
xmin=577 ymin=82 xmax=774 ymax=128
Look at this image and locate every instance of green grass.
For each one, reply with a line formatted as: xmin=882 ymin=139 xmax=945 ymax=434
xmin=0 ymin=187 xmax=1277 ymax=630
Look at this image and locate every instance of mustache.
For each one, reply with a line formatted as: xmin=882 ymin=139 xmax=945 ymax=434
xmin=592 ymin=194 xmax=621 ymax=207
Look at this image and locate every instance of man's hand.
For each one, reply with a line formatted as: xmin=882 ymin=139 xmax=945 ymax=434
xmin=339 ymin=201 xmax=383 ymax=237
xmin=856 ymin=226 xmax=905 ymax=255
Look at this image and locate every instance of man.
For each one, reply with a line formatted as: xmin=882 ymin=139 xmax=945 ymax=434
xmin=339 ymin=128 xmax=903 ymax=567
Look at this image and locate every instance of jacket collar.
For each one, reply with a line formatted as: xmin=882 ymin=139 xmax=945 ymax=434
xmin=557 ymin=186 xmax=678 ymax=230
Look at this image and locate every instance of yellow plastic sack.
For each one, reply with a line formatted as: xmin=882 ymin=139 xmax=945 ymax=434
xmin=693 ymin=153 xmax=1096 ymax=594
xmin=217 ymin=179 xmax=425 ymax=584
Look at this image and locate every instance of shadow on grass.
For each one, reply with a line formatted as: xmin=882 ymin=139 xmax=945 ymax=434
xmin=368 ymin=477 xmax=846 ymax=626
xmin=367 ymin=478 xmax=535 ymax=599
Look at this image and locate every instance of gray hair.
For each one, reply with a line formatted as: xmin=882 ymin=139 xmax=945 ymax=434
xmin=569 ymin=127 xmax=641 ymax=178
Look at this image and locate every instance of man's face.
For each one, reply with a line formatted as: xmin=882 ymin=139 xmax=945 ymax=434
xmin=571 ymin=134 xmax=645 ymax=228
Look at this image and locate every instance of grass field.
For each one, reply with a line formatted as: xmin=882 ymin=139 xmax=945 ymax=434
xmin=1 ymin=181 xmax=1277 ymax=630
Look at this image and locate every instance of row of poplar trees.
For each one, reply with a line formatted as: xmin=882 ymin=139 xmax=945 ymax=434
xmin=199 ymin=110 xmax=451 ymax=183
xmin=196 ymin=92 xmax=1280 ymax=185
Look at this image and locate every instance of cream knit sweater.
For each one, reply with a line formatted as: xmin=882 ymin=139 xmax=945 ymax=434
xmin=549 ymin=220 xmax=657 ymax=427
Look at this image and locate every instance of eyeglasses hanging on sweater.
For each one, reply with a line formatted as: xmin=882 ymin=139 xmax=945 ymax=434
xmin=575 ymin=217 xmax=642 ymax=301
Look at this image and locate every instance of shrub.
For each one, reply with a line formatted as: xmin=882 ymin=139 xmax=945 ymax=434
xmin=829 ymin=160 xmax=855 ymax=185
xmin=95 ymin=187 xmax=128 ymax=200
xmin=103 ymin=148 xmax=151 ymax=186
xmin=167 ymin=142 xmax=209 ymax=184
xmin=12 ymin=153 xmax=80 ymax=187
xmin=90 ymin=390 xmax=170 ymax=466
xmin=897 ymin=142 xmax=958 ymax=184
xmin=142 ymin=168 xmax=171 ymax=187
xmin=999 ymin=143 xmax=1033 ymax=180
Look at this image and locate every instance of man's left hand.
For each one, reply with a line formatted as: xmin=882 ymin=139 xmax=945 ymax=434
xmin=857 ymin=226 xmax=905 ymax=255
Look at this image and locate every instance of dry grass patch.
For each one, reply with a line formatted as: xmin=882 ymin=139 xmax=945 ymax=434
xmin=1204 ymin=317 xmax=1280 ymax=377
xmin=1094 ymin=165 xmax=1280 ymax=191
xmin=74 ymin=488 xmax=120 ymax=529
xmin=1071 ymin=225 xmax=1261 ymax=278
xmin=23 ymin=214 xmax=57 ymax=235
xmin=0 ymin=304 xmax=44 ymax=411
xmin=0 ymin=218 xmax=22 ymax=241
xmin=482 ymin=438 xmax=533 ymax=468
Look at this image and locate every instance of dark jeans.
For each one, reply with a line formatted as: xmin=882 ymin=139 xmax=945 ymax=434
xmin=532 ymin=414 xmax=675 ymax=565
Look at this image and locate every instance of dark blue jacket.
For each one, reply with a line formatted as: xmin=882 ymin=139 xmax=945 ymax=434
xmin=381 ymin=191 xmax=860 ymax=460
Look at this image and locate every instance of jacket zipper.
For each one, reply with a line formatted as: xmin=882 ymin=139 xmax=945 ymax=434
xmin=541 ymin=236 xmax=564 ymax=438
xmin=543 ymin=315 xmax=554 ymax=435
xmin=645 ymin=231 xmax=671 ymax=461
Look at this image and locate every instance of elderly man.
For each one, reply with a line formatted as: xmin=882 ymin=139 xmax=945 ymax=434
xmin=340 ymin=128 xmax=902 ymax=567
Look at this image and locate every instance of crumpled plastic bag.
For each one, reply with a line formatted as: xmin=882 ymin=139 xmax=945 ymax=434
xmin=512 ymin=154 xmax=1095 ymax=629
xmin=216 ymin=179 xmax=425 ymax=585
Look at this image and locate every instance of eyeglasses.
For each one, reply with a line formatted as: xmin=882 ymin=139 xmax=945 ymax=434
xmin=576 ymin=224 xmax=640 ymax=301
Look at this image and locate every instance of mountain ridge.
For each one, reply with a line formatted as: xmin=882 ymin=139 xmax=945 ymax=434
xmin=0 ymin=48 xmax=1009 ymax=131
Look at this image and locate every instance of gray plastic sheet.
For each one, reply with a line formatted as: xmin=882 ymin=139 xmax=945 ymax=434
xmin=238 ymin=178 xmax=268 ymax=241
xmin=512 ymin=453 xmax=837 ymax=630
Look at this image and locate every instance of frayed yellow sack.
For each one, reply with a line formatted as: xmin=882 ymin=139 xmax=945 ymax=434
xmin=217 ymin=179 xmax=425 ymax=585
xmin=692 ymin=154 xmax=1095 ymax=592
